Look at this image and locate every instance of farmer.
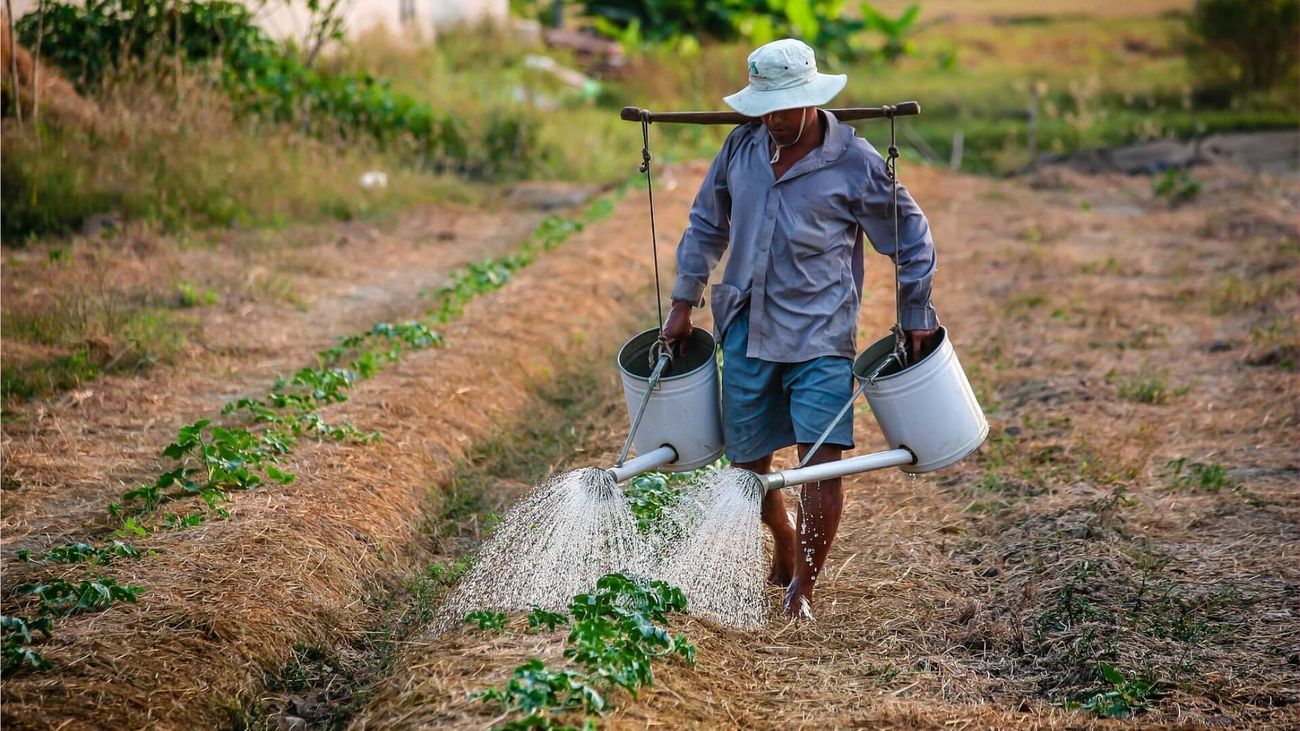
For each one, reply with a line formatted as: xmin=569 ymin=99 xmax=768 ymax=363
xmin=662 ymin=38 xmax=940 ymax=619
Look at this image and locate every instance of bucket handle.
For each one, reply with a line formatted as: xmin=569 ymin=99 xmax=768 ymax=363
xmin=615 ymin=350 xmax=673 ymax=467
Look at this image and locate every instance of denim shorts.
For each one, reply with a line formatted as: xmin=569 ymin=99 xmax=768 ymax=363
xmin=721 ymin=307 xmax=855 ymax=463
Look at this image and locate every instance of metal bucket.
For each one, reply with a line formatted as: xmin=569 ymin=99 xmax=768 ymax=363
xmin=853 ymin=327 xmax=988 ymax=473
xmin=617 ymin=327 xmax=725 ymax=472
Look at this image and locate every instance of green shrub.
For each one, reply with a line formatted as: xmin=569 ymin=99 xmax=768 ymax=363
xmin=15 ymin=0 xmax=547 ymax=182
xmin=16 ymin=0 xmax=269 ymax=93
xmin=1187 ymin=0 xmax=1300 ymax=91
xmin=579 ymin=0 xmax=919 ymax=62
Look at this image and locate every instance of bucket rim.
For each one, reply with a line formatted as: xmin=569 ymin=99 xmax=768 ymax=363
xmin=852 ymin=326 xmax=950 ymax=384
xmin=617 ymin=326 xmax=717 ymax=383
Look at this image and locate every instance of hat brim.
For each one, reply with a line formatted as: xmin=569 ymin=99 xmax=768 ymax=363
xmin=722 ymin=73 xmax=847 ymax=118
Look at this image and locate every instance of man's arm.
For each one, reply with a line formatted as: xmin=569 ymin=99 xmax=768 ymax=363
xmin=851 ymin=152 xmax=939 ymax=361
xmin=663 ymin=135 xmax=736 ymax=346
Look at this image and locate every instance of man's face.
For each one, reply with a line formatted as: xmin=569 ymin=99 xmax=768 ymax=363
xmin=761 ymin=107 xmax=810 ymax=147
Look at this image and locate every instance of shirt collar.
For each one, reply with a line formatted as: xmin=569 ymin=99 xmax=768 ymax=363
xmin=769 ymin=109 xmax=851 ymax=183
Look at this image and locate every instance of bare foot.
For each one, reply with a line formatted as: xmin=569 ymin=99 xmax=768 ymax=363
xmin=767 ymin=558 xmax=794 ymax=587
xmin=782 ymin=579 xmax=814 ymax=620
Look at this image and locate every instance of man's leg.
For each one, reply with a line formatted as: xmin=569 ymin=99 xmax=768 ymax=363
xmin=732 ymin=453 xmax=796 ymax=586
xmin=783 ymin=443 xmax=844 ymax=618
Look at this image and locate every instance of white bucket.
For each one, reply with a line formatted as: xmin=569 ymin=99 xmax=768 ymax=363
xmin=617 ymin=327 xmax=725 ymax=472
xmin=854 ymin=327 xmax=988 ymax=473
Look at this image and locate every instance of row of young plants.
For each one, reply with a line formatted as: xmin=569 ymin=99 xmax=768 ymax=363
xmin=0 ymin=195 xmax=617 ymax=675
xmin=465 ymin=573 xmax=696 ymax=730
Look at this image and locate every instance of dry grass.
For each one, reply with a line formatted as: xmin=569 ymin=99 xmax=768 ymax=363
xmin=0 ymin=198 xmax=558 ymax=541
xmin=0 ymin=169 xmax=694 ymax=729
xmin=346 ymin=164 xmax=1300 ymax=730
xmin=0 ymin=73 xmax=465 ymax=242
xmin=2 ymin=156 xmax=1297 ymax=729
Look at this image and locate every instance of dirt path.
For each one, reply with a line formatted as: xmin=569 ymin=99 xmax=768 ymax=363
xmin=347 ymin=164 xmax=1300 ymax=729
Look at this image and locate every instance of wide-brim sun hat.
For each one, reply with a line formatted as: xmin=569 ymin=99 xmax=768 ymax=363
xmin=723 ymin=38 xmax=847 ymax=118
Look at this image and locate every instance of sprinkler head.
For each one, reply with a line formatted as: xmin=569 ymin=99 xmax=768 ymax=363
xmin=730 ymin=469 xmax=771 ymax=499
xmin=738 ymin=470 xmax=784 ymax=494
xmin=578 ymin=467 xmax=619 ymax=499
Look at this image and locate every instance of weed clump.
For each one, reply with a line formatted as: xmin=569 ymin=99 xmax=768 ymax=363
xmin=1165 ymin=458 xmax=1234 ymax=492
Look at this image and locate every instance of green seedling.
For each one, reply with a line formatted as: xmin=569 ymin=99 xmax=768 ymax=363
xmin=474 ymin=658 xmax=607 ymax=716
xmin=1151 ymin=169 xmax=1200 ymax=206
xmin=1 ymin=615 xmax=53 ymax=673
xmin=865 ymin=663 xmax=902 ymax=684
xmin=564 ymin=574 xmax=695 ymax=695
xmin=1165 ymin=458 xmax=1234 ymax=492
xmin=318 ymin=321 xmax=443 ymax=368
xmin=464 ymin=610 xmax=509 ymax=632
xmin=527 ymin=606 xmax=569 ymax=632
xmin=1035 ymin=562 xmax=1102 ymax=639
xmin=1069 ymin=664 xmax=1162 ymax=717
xmin=269 ymin=367 xmax=358 ymax=409
xmin=624 ymin=472 xmax=679 ymax=531
xmin=408 ymin=558 xmax=475 ymax=622
xmin=164 ymin=512 xmax=206 ymax=530
xmin=20 ymin=577 xmax=143 ymax=616
xmin=1109 ymin=367 xmax=1187 ymax=405
xmin=17 ymin=540 xmax=142 ymax=565
xmin=176 ymin=282 xmax=219 ymax=308
xmin=476 ymin=574 xmax=695 ymax=728
xmin=625 ymin=460 xmax=728 ymax=532
xmin=115 ymin=516 xmax=152 ymax=538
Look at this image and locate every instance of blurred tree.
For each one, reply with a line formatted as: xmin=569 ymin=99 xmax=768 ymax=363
xmin=1187 ymin=0 xmax=1299 ymax=91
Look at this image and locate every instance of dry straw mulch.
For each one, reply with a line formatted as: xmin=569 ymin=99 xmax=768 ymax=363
xmin=0 ymin=167 xmax=698 ymax=730
xmin=349 ymin=165 xmax=1299 ymax=730
xmin=1 ymin=202 xmax=548 ymax=543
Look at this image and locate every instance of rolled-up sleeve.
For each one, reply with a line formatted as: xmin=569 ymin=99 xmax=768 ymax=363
xmin=671 ymin=133 xmax=735 ymax=306
xmin=851 ymin=153 xmax=939 ymax=331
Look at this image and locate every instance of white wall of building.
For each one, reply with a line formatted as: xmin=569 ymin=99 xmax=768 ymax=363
xmin=6 ymin=0 xmax=509 ymax=43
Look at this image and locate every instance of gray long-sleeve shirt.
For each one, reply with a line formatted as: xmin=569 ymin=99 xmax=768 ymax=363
xmin=671 ymin=109 xmax=938 ymax=363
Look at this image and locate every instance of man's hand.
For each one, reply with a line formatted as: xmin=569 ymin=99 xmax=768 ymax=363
xmin=662 ymin=301 xmax=695 ymax=354
xmin=904 ymin=327 xmax=941 ymax=364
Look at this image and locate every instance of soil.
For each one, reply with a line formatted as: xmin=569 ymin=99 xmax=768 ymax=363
xmin=1 ymin=158 xmax=1297 ymax=730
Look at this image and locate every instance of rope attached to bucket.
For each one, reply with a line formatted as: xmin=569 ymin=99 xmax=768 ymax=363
xmin=612 ymin=113 xmax=674 ymax=469
xmin=886 ymin=110 xmax=908 ymax=369
xmin=639 ymin=112 xmax=666 ymax=338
